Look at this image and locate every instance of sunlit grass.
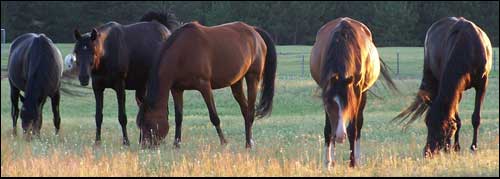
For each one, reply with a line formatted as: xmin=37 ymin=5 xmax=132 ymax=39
xmin=1 ymin=45 xmax=498 ymax=176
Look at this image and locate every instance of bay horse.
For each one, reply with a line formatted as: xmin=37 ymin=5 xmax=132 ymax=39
xmin=136 ymin=21 xmax=277 ymax=149
xmin=392 ymin=17 xmax=492 ymax=157
xmin=310 ymin=17 xmax=398 ymax=168
xmin=72 ymin=11 xmax=178 ymax=146
xmin=8 ymin=33 xmax=63 ymax=139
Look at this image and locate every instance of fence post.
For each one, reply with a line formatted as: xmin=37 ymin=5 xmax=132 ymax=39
xmin=396 ymin=49 xmax=400 ymax=77
xmin=1 ymin=29 xmax=5 ymax=44
xmin=301 ymin=55 xmax=305 ymax=77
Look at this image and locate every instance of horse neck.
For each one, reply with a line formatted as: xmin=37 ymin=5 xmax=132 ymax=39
xmin=433 ymin=70 xmax=469 ymax=120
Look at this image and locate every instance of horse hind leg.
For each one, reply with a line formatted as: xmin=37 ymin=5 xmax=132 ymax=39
xmin=230 ymin=80 xmax=252 ymax=148
xmin=198 ymin=80 xmax=227 ymax=145
xmin=471 ymin=77 xmax=487 ymax=151
xmin=10 ymin=84 xmax=21 ymax=137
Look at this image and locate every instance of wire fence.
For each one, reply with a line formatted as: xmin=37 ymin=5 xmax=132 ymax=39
xmin=275 ymin=47 xmax=499 ymax=81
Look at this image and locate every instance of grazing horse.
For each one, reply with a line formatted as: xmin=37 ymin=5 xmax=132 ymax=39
xmin=72 ymin=12 xmax=177 ymax=145
xmin=392 ymin=17 xmax=492 ymax=157
xmin=8 ymin=33 xmax=63 ymax=139
xmin=310 ymin=17 xmax=398 ymax=168
xmin=136 ymin=21 xmax=277 ymax=149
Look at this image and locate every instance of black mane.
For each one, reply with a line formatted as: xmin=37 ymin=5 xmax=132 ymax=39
xmin=140 ymin=11 xmax=180 ymax=31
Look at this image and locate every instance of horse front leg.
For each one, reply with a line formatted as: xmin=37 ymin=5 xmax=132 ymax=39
xmin=198 ymin=80 xmax=227 ymax=145
xmin=10 ymin=83 xmax=20 ymax=137
xmin=93 ymin=88 xmax=104 ymax=146
xmin=471 ymin=77 xmax=487 ymax=151
xmin=115 ymin=82 xmax=130 ymax=146
xmin=172 ymin=89 xmax=184 ymax=148
xmin=51 ymin=90 xmax=61 ymax=135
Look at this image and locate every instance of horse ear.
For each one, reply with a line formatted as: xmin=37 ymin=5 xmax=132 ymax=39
xmin=74 ymin=29 xmax=82 ymax=41
xmin=91 ymin=28 xmax=99 ymax=41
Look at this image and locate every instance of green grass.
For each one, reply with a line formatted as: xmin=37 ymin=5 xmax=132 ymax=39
xmin=1 ymin=44 xmax=499 ymax=176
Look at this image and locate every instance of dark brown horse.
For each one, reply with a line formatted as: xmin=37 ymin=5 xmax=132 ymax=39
xmin=310 ymin=17 xmax=398 ymax=168
xmin=136 ymin=21 xmax=277 ymax=149
xmin=72 ymin=12 xmax=178 ymax=146
xmin=8 ymin=33 xmax=63 ymax=139
xmin=392 ymin=17 xmax=492 ymax=157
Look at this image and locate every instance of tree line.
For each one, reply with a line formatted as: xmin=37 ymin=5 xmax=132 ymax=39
xmin=1 ymin=1 xmax=498 ymax=46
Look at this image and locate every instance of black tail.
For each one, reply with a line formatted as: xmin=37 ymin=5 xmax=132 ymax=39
xmin=254 ymin=27 xmax=277 ymax=119
xmin=140 ymin=11 xmax=180 ymax=31
xmin=379 ymin=57 xmax=400 ymax=94
xmin=391 ymin=89 xmax=432 ymax=130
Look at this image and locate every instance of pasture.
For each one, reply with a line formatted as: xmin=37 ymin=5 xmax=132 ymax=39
xmin=1 ymin=44 xmax=499 ymax=176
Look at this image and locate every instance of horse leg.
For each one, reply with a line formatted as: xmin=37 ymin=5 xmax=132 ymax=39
xmin=348 ymin=92 xmax=367 ymax=167
xmin=135 ymin=88 xmax=145 ymax=144
xmin=94 ymin=88 xmax=104 ymax=145
xmin=453 ymin=113 xmax=462 ymax=152
xmin=115 ymin=84 xmax=129 ymax=146
xmin=198 ymin=81 xmax=227 ymax=145
xmin=33 ymin=99 xmax=46 ymax=138
xmin=324 ymin=112 xmax=335 ymax=169
xmin=172 ymin=89 xmax=184 ymax=148
xmin=230 ymin=80 xmax=251 ymax=148
xmin=51 ymin=90 xmax=61 ymax=135
xmin=245 ymin=74 xmax=260 ymax=148
xmin=471 ymin=77 xmax=487 ymax=151
xmin=10 ymin=84 xmax=20 ymax=137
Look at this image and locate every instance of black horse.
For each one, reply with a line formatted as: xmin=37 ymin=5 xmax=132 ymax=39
xmin=392 ymin=17 xmax=492 ymax=157
xmin=72 ymin=11 xmax=179 ymax=145
xmin=8 ymin=33 xmax=63 ymax=139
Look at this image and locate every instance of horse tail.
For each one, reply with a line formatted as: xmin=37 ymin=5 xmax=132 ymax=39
xmin=391 ymin=89 xmax=432 ymax=130
xmin=254 ymin=27 xmax=277 ymax=119
xmin=140 ymin=11 xmax=180 ymax=31
xmin=379 ymin=57 xmax=400 ymax=94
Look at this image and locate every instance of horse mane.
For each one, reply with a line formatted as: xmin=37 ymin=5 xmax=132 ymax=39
xmin=143 ymin=23 xmax=197 ymax=110
xmin=320 ymin=20 xmax=360 ymax=110
xmin=140 ymin=11 xmax=180 ymax=31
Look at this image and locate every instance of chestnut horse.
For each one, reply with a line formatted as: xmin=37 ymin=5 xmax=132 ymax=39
xmin=310 ymin=17 xmax=398 ymax=168
xmin=137 ymin=21 xmax=277 ymax=148
xmin=9 ymin=33 xmax=63 ymax=139
xmin=72 ymin=12 xmax=177 ymax=146
xmin=392 ymin=17 xmax=492 ymax=157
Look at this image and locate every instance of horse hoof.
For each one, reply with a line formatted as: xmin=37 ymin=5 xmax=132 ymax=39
xmin=123 ymin=140 xmax=130 ymax=146
xmin=323 ymin=161 xmax=334 ymax=170
xmin=94 ymin=140 xmax=102 ymax=147
xmin=470 ymin=145 xmax=478 ymax=152
xmin=454 ymin=145 xmax=461 ymax=152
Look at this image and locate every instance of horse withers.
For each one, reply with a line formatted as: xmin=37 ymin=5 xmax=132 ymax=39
xmin=8 ymin=33 xmax=63 ymax=140
xmin=72 ymin=12 xmax=178 ymax=146
xmin=392 ymin=17 xmax=492 ymax=157
xmin=310 ymin=17 xmax=398 ymax=168
xmin=136 ymin=21 xmax=277 ymax=149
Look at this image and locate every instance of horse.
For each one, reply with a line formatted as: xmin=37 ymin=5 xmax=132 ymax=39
xmin=8 ymin=33 xmax=63 ymax=140
xmin=136 ymin=21 xmax=277 ymax=149
xmin=310 ymin=17 xmax=398 ymax=168
xmin=392 ymin=17 xmax=492 ymax=157
xmin=72 ymin=11 xmax=178 ymax=146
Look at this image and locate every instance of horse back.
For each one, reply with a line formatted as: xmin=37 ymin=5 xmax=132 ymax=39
xmin=8 ymin=33 xmax=62 ymax=94
xmin=310 ymin=17 xmax=378 ymax=90
xmin=425 ymin=17 xmax=492 ymax=82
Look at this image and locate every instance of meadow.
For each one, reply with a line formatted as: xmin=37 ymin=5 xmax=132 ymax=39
xmin=1 ymin=44 xmax=499 ymax=176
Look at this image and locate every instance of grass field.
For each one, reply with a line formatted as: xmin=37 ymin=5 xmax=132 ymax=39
xmin=1 ymin=44 xmax=499 ymax=176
